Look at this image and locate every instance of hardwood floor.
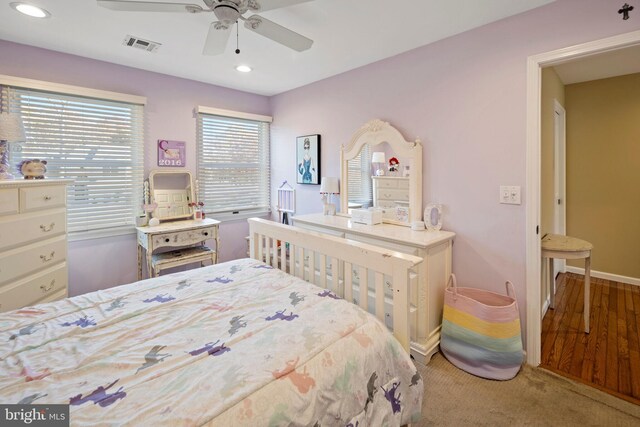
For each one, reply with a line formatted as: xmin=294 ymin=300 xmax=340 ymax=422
xmin=541 ymin=272 xmax=640 ymax=405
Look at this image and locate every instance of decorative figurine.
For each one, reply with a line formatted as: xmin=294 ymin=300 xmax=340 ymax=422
xmin=17 ymin=159 xmax=47 ymax=179
xmin=388 ymin=157 xmax=400 ymax=176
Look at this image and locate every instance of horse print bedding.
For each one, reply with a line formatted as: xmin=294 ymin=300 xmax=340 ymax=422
xmin=0 ymin=258 xmax=422 ymax=426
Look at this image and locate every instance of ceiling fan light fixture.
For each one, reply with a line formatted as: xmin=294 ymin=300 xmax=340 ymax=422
xmin=236 ymin=65 xmax=252 ymax=73
xmin=214 ymin=4 xmax=240 ymax=24
xmin=10 ymin=2 xmax=50 ymax=18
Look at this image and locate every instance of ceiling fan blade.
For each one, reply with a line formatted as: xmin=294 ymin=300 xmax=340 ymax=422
xmin=97 ymin=0 xmax=204 ymax=13
xmin=203 ymin=22 xmax=232 ymax=55
xmin=243 ymin=15 xmax=313 ymax=52
xmin=252 ymin=0 xmax=314 ymax=13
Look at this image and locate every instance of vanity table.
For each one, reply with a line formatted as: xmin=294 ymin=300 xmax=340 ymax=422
xmin=136 ymin=170 xmax=219 ymax=279
xmin=136 ymin=218 xmax=219 ymax=279
xmin=294 ymin=213 xmax=454 ymax=364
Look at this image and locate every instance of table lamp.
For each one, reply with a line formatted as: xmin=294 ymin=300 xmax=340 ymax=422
xmin=0 ymin=113 xmax=26 ymax=180
xmin=320 ymin=176 xmax=339 ymax=215
xmin=371 ymin=152 xmax=386 ymax=176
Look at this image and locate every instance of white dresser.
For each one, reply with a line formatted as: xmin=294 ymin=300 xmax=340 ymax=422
xmin=0 ymin=179 xmax=71 ymax=313
xmin=372 ymin=176 xmax=410 ymax=220
xmin=293 ymin=213 xmax=454 ymax=364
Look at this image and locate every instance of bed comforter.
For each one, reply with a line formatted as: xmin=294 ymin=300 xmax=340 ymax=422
xmin=0 ymin=258 xmax=422 ymax=426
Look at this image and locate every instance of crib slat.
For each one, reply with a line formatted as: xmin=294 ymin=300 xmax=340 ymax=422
xmin=375 ymin=272 xmax=384 ymax=322
xmin=308 ymin=250 xmax=315 ymax=284
xmin=331 ymin=257 xmax=340 ymax=295
xmin=318 ymin=255 xmax=327 ymax=289
xmin=289 ymin=244 xmax=296 ymax=276
xmin=359 ymin=266 xmax=368 ymax=310
xmin=272 ymin=238 xmax=278 ymax=268
xmin=281 ymin=242 xmax=287 ymax=273
xmin=344 ymin=262 xmax=353 ymax=302
xmin=257 ymin=234 xmax=264 ymax=263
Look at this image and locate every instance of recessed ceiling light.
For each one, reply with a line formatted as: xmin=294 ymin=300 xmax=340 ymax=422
xmin=236 ymin=65 xmax=252 ymax=73
xmin=10 ymin=2 xmax=50 ymax=18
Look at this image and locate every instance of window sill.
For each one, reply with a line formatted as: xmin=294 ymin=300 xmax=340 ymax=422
xmin=207 ymin=209 xmax=271 ymax=223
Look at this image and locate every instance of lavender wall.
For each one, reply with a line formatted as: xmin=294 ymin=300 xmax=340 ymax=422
xmin=0 ymin=39 xmax=270 ymax=296
xmin=269 ymin=0 xmax=640 ymax=344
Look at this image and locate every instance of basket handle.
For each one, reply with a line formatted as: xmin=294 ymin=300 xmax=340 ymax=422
xmin=505 ymin=280 xmax=519 ymax=310
xmin=447 ymin=274 xmax=458 ymax=300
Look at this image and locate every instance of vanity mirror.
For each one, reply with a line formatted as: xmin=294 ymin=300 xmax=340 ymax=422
xmin=148 ymin=169 xmax=194 ymax=221
xmin=340 ymin=119 xmax=422 ymax=226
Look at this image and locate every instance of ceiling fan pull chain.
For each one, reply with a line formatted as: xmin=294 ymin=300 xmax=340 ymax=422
xmin=235 ymin=23 xmax=240 ymax=54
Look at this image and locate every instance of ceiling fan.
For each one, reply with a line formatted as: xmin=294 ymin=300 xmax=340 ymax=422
xmin=97 ymin=0 xmax=315 ymax=55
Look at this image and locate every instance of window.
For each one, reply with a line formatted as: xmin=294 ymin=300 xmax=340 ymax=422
xmin=1 ymin=81 xmax=144 ymax=238
xmin=347 ymin=144 xmax=373 ymax=208
xmin=197 ymin=107 xmax=271 ymax=218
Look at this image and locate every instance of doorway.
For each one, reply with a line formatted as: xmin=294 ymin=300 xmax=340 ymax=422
xmin=525 ymin=30 xmax=640 ymax=366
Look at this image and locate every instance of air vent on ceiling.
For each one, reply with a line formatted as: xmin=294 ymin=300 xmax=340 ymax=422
xmin=122 ymin=35 xmax=161 ymax=53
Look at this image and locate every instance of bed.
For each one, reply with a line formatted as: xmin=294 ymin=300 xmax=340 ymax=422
xmin=1 ymin=218 xmax=423 ymax=426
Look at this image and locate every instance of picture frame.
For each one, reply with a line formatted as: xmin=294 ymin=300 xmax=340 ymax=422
xmin=296 ymin=134 xmax=321 ymax=185
xmin=158 ymin=140 xmax=186 ymax=167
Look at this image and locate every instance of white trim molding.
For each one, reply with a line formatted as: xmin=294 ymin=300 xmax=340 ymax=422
xmin=525 ymin=29 xmax=640 ymax=366
xmin=0 ymin=74 xmax=146 ymax=105
xmin=197 ymin=106 xmax=272 ymax=123
xmin=565 ymin=266 xmax=640 ymax=287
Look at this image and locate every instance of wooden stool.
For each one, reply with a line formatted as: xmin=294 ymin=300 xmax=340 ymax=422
xmin=541 ymin=234 xmax=593 ymax=333
xmin=151 ymin=246 xmax=216 ymax=277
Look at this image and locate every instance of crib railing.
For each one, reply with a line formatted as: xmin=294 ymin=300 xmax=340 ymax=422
xmin=248 ymin=217 xmax=422 ymax=351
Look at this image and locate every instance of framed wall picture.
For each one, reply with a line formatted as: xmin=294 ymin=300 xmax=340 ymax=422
xmin=296 ymin=134 xmax=321 ymax=185
xmin=158 ymin=140 xmax=186 ymax=167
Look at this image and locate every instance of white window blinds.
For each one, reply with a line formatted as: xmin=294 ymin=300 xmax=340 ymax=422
xmin=2 ymin=85 xmax=144 ymax=236
xmin=347 ymin=144 xmax=373 ymax=206
xmin=197 ymin=112 xmax=270 ymax=215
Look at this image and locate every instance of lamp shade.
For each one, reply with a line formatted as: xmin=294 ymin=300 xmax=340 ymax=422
xmin=0 ymin=113 xmax=26 ymax=142
xmin=320 ymin=177 xmax=339 ymax=194
xmin=371 ymin=152 xmax=385 ymax=164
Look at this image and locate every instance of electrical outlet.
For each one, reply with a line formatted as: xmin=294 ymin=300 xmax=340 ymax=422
xmin=500 ymin=185 xmax=521 ymax=205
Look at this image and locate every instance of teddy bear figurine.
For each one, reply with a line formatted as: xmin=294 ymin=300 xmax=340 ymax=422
xmin=17 ymin=159 xmax=48 ymax=179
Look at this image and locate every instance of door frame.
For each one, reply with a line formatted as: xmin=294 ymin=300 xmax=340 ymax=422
xmin=553 ymin=99 xmax=567 ymax=277
xmin=525 ymin=30 xmax=640 ymax=366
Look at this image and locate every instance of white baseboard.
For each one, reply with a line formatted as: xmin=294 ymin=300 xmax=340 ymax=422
xmin=565 ymin=266 xmax=640 ymax=287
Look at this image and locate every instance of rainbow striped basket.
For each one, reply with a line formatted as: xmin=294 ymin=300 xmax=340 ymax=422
xmin=440 ymin=274 xmax=524 ymax=380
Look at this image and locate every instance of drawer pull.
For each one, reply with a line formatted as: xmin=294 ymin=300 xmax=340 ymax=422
xmin=165 ymin=238 xmax=170 ymax=243
xmin=40 ymin=251 xmax=55 ymax=262
xmin=44 ymin=195 xmax=52 ymax=201
xmin=40 ymin=223 xmax=55 ymax=232
xmin=40 ymin=280 xmax=55 ymax=293
xmin=203 ymin=232 xmax=209 ymax=236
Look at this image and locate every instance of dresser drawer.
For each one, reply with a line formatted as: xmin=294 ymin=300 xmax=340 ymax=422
xmin=20 ymin=185 xmax=66 ymax=212
xmin=0 ymin=263 xmax=67 ymax=313
xmin=0 ymin=189 xmax=19 ymax=216
xmin=152 ymin=226 xmax=217 ymax=249
xmin=0 ymin=210 xmax=66 ymax=251
xmin=375 ymin=188 xmax=410 ymax=202
xmin=0 ymin=235 xmax=67 ymax=285
xmin=375 ymin=179 xmax=399 ymax=189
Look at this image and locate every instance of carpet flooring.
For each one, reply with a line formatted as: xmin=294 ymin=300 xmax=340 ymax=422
xmin=418 ymin=352 xmax=640 ymax=426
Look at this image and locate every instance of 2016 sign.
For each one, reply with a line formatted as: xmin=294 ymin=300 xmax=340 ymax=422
xmin=158 ymin=140 xmax=186 ymax=167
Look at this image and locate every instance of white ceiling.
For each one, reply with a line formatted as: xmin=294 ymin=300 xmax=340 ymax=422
xmin=0 ymin=0 xmax=554 ymax=96
xmin=553 ymin=44 xmax=640 ymax=85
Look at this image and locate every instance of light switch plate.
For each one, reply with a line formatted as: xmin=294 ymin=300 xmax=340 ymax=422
xmin=500 ymin=185 xmax=521 ymax=205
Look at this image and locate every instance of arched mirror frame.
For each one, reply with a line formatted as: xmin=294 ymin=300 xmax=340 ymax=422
xmin=340 ymin=119 xmax=422 ymax=226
